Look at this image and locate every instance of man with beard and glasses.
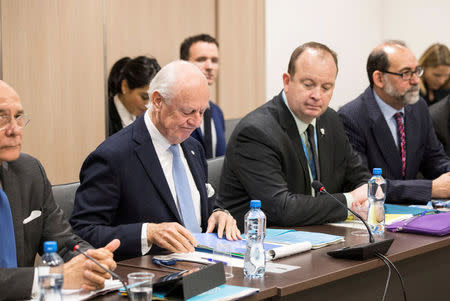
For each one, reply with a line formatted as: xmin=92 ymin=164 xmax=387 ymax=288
xmin=339 ymin=41 xmax=450 ymax=204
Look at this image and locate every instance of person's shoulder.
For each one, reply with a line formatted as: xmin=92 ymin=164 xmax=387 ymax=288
xmin=7 ymin=153 xmax=41 ymax=170
xmin=429 ymin=95 xmax=449 ymax=115
xmin=338 ymin=88 xmax=370 ymax=115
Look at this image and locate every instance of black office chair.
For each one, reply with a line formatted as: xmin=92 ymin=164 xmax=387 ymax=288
xmin=52 ymin=182 xmax=80 ymax=220
xmin=207 ymin=156 xmax=224 ymax=193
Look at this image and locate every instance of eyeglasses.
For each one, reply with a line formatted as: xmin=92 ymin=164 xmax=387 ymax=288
xmin=382 ymin=66 xmax=424 ymax=81
xmin=0 ymin=114 xmax=31 ymax=131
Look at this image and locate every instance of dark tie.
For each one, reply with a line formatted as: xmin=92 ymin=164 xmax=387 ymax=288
xmin=203 ymin=108 xmax=213 ymax=159
xmin=306 ymin=124 xmax=320 ymax=180
xmin=168 ymin=145 xmax=202 ymax=233
xmin=394 ymin=112 xmax=406 ymax=179
xmin=0 ymin=189 xmax=17 ymax=268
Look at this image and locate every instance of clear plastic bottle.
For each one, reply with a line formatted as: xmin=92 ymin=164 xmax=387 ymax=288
xmin=367 ymin=168 xmax=386 ymax=235
xmin=244 ymin=200 xmax=266 ymax=279
xmin=38 ymin=241 xmax=64 ymax=301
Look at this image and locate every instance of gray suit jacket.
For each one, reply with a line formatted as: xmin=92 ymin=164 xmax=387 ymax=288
xmin=0 ymin=153 xmax=90 ymax=300
xmin=218 ymin=92 xmax=371 ymax=230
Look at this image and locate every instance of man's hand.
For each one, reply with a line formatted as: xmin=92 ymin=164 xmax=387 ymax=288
xmin=432 ymin=172 xmax=450 ymax=198
xmin=147 ymin=222 xmax=197 ymax=253
xmin=63 ymin=239 xmax=120 ymax=291
xmin=206 ymin=210 xmax=242 ymax=240
xmin=350 ymin=184 xmax=368 ymax=220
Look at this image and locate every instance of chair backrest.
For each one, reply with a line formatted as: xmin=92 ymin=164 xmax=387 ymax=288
xmin=52 ymin=182 xmax=80 ymax=220
xmin=207 ymin=156 xmax=224 ymax=193
xmin=225 ymin=118 xmax=241 ymax=143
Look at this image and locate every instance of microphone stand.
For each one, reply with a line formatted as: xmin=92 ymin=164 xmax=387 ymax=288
xmin=312 ymin=181 xmax=393 ymax=260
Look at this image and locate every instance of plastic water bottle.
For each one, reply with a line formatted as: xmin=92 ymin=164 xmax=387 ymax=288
xmin=244 ymin=200 xmax=266 ymax=279
xmin=367 ymin=168 xmax=386 ymax=235
xmin=38 ymin=241 xmax=64 ymax=301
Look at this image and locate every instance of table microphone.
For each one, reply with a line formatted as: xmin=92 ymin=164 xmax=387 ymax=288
xmin=312 ymin=180 xmax=393 ymax=260
xmin=65 ymin=240 xmax=130 ymax=297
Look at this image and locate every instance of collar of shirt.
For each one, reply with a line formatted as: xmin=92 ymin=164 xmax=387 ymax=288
xmin=281 ymin=90 xmax=316 ymax=134
xmin=373 ymin=89 xmax=404 ymax=148
xmin=114 ymin=94 xmax=137 ymax=128
xmin=282 ymin=90 xmax=316 ymax=195
xmin=144 ymin=109 xmax=171 ymax=156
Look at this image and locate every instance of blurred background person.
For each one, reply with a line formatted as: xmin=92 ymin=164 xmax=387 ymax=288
xmin=107 ymin=56 xmax=160 ymax=136
xmin=419 ymin=43 xmax=450 ymax=105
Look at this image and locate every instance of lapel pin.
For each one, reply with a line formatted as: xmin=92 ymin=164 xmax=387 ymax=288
xmin=191 ymin=150 xmax=195 ymax=155
xmin=320 ymin=128 xmax=325 ymax=136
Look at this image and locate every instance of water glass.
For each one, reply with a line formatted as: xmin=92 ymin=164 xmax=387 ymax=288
xmin=127 ymin=272 xmax=154 ymax=301
xmin=213 ymin=240 xmax=234 ymax=279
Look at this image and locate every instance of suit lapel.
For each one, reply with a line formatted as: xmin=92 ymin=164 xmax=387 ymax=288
xmin=365 ymin=90 xmax=402 ymax=178
xmin=274 ymin=94 xmax=311 ymax=186
xmin=1 ymin=161 xmax=25 ymax=266
xmin=132 ymin=117 xmax=182 ymax=223
xmin=316 ymin=115 xmax=330 ymax=183
xmin=180 ymin=141 xmax=209 ymax=229
xmin=404 ymin=105 xmax=420 ymax=178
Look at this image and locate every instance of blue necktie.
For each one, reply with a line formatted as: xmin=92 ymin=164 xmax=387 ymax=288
xmin=0 ymin=188 xmax=17 ymax=268
xmin=169 ymin=145 xmax=202 ymax=233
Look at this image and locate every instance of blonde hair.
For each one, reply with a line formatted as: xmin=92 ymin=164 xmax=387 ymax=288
xmin=419 ymin=43 xmax=450 ymax=95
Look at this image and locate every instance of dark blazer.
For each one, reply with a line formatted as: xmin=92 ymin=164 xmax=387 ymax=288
xmin=108 ymin=99 xmax=123 ymax=136
xmin=338 ymin=87 xmax=450 ymax=204
xmin=71 ymin=114 xmax=214 ymax=260
xmin=217 ymin=92 xmax=370 ymax=231
xmin=190 ymin=101 xmax=226 ymax=158
xmin=429 ymin=95 xmax=450 ymax=156
xmin=0 ymin=154 xmax=90 ymax=300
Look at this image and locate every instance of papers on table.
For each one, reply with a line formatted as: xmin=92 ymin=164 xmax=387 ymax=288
xmin=186 ymin=284 xmax=259 ymax=301
xmin=263 ymin=229 xmax=344 ymax=249
xmin=58 ymin=278 xmax=123 ymax=301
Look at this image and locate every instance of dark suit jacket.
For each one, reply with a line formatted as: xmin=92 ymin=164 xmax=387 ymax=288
xmin=217 ymin=92 xmax=371 ymax=230
xmin=70 ymin=114 xmax=214 ymax=260
xmin=108 ymin=99 xmax=124 ymax=136
xmin=338 ymin=87 xmax=450 ymax=204
xmin=429 ymin=96 xmax=450 ymax=156
xmin=191 ymin=101 xmax=226 ymax=158
xmin=0 ymin=154 xmax=90 ymax=300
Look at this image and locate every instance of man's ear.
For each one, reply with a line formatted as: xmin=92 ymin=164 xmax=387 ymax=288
xmin=373 ymin=70 xmax=385 ymax=88
xmin=151 ymin=91 xmax=163 ymax=111
xmin=282 ymin=73 xmax=291 ymax=92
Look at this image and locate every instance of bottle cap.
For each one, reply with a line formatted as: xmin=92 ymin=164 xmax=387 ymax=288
xmin=250 ymin=200 xmax=261 ymax=208
xmin=372 ymin=168 xmax=382 ymax=175
xmin=43 ymin=241 xmax=58 ymax=253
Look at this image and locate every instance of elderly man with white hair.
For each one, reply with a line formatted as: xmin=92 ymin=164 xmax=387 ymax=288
xmin=71 ymin=61 xmax=240 ymax=260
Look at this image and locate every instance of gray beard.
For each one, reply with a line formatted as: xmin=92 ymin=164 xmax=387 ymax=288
xmin=384 ymin=78 xmax=420 ymax=105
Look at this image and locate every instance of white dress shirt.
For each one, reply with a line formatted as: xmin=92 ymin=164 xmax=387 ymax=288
xmin=114 ymin=95 xmax=136 ymax=128
xmin=373 ymin=89 xmax=405 ymax=149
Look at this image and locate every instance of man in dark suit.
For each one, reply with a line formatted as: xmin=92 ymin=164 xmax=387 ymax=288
xmin=0 ymin=81 xmax=119 ymax=300
xmin=429 ymin=95 xmax=450 ymax=156
xmin=339 ymin=41 xmax=450 ymax=204
xmin=180 ymin=34 xmax=226 ymax=159
xmin=71 ymin=61 xmax=240 ymax=260
xmin=218 ymin=42 xmax=371 ymax=230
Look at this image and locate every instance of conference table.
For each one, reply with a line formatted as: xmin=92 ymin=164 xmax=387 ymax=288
xmin=96 ymin=224 xmax=450 ymax=301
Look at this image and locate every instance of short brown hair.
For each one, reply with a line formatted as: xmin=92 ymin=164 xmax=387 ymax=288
xmin=287 ymin=42 xmax=338 ymax=77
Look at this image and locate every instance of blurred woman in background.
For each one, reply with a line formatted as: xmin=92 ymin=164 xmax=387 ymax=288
xmin=419 ymin=43 xmax=450 ymax=105
xmin=107 ymin=56 xmax=160 ymax=136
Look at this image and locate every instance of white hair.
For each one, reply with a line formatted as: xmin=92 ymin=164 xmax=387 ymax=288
xmin=146 ymin=60 xmax=206 ymax=110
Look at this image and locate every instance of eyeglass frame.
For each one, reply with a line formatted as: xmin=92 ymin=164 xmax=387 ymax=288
xmin=0 ymin=113 xmax=31 ymax=131
xmin=381 ymin=66 xmax=424 ymax=81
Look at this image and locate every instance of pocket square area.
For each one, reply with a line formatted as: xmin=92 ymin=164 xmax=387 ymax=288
xmin=23 ymin=210 xmax=42 ymax=224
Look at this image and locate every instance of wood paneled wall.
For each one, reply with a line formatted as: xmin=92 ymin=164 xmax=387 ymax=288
xmin=0 ymin=0 xmax=265 ymax=184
